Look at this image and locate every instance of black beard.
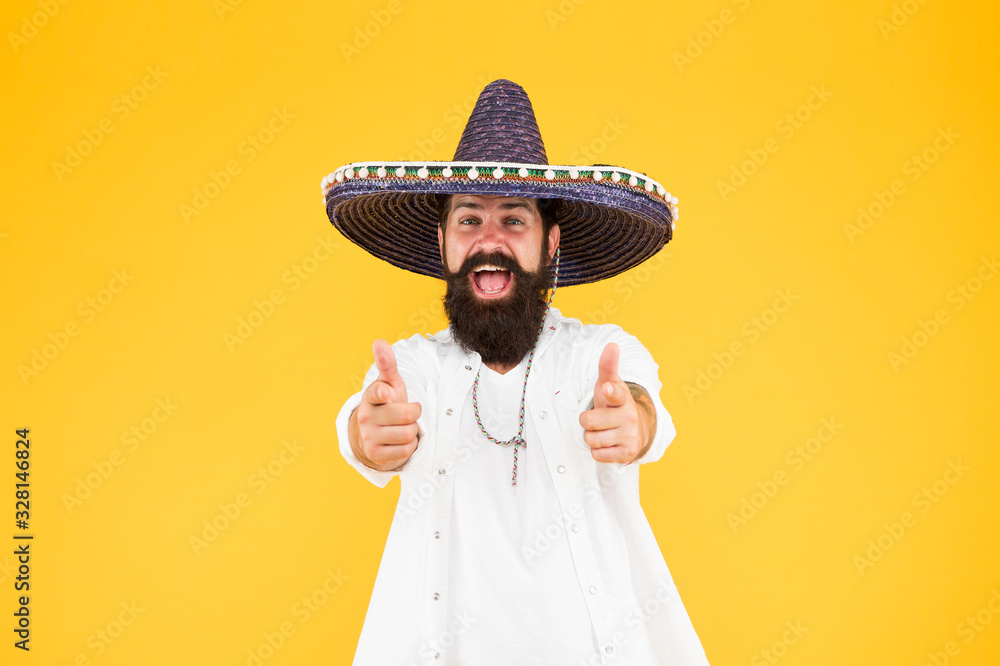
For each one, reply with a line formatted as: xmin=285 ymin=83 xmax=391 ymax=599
xmin=442 ymin=246 xmax=552 ymax=367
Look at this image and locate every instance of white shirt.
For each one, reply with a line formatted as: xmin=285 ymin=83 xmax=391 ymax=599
xmin=336 ymin=307 xmax=710 ymax=665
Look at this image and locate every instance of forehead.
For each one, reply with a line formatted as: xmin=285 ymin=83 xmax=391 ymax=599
xmin=448 ymin=194 xmax=540 ymax=214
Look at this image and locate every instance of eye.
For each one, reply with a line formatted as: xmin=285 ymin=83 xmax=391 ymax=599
xmin=458 ymin=217 xmax=479 ymax=225
xmin=506 ymin=217 xmax=524 ymax=225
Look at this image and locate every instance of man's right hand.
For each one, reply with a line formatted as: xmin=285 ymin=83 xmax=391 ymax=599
xmin=349 ymin=339 xmax=422 ymax=471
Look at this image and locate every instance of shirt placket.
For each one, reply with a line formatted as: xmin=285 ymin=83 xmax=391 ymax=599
xmin=423 ymin=350 xmax=477 ymax=664
xmin=528 ymin=358 xmax=622 ymax=665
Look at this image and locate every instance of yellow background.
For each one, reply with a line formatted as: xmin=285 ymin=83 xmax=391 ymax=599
xmin=2 ymin=0 xmax=998 ymax=664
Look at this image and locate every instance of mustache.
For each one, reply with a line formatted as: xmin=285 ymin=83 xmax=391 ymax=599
xmin=450 ymin=250 xmax=527 ymax=279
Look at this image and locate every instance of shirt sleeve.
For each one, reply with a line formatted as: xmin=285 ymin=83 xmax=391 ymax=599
xmin=588 ymin=325 xmax=676 ymax=469
xmin=335 ymin=336 xmax=432 ymax=488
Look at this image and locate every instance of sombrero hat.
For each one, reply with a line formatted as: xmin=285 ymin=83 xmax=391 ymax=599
xmin=321 ymin=79 xmax=679 ymax=286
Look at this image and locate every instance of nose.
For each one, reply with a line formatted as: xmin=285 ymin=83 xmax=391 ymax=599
xmin=473 ymin=218 xmax=505 ymax=254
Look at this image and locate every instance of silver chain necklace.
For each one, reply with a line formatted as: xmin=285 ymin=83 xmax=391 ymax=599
xmin=471 ymin=248 xmax=560 ymax=486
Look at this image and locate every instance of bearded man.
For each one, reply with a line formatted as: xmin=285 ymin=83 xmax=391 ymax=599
xmin=324 ymin=80 xmax=710 ymax=665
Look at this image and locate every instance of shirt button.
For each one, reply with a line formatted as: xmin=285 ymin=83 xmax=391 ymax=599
xmin=433 ymin=592 xmax=440 ymax=600
xmin=465 ymin=365 xmax=472 ymax=370
xmin=446 ymin=408 xmax=453 ymax=416
xmin=438 ymin=468 xmax=447 ymax=475
xmin=434 ymin=652 xmax=441 ymax=660
xmin=588 ymin=586 xmax=597 ymax=595
xmin=556 ymin=465 xmax=566 ymax=474
xmin=434 ymin=531 xmax=441 ymax=539
xmin=540 ymin=411 xmax=548 ymax=419
xmin=571 ymin=524 xmax=579 ymax=533
xmin=605 ymin=645 xmax=615 ymax=654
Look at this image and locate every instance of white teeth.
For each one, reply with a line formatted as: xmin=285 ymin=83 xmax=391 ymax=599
xmin=473 ymin=264 xmax=506 ymax=272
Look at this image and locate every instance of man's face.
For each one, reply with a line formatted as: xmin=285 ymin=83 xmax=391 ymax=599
xmin=438 ymin=194 xmax=560 ymax=297
xmin=437 ymin=195 xmax=561 ymax=366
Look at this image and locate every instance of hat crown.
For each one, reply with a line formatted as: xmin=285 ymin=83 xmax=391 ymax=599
xmin=452 ymin=79 xmax=548 ymax=165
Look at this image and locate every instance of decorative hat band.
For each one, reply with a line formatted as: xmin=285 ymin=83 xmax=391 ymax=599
xmin=322 ymin=160 xmax=679 ymax=228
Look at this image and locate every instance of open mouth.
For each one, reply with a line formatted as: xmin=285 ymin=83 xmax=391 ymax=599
xmin=470 ymin=264 xmax=513 ymax=298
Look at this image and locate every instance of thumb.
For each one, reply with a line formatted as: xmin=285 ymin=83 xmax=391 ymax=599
xmin=372 ymin=339 xmax=406 ymax=398
xmin=594 ymin=343 xmax=624 ymax=408
xmin=597 ymin=343 xmax=621 ymax=384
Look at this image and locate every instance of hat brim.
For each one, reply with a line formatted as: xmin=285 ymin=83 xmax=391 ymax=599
xmin=323 ymin=161 xmax=678 ymax=286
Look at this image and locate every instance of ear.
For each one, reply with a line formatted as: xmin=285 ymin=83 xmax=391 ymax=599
xmin=547 ymin=224 xmax=560 ymax=261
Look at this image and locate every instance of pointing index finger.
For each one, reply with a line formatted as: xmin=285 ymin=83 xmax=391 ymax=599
xmin=602 ymin=381 xmax=628 ymax=407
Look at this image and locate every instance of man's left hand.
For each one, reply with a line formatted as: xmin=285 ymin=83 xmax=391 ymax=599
xmin=579 ymin=343 xmax=655 ymax=464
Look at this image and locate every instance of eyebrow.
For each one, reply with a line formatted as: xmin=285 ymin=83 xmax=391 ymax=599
xmin=452 ymin=200 xmax=534 ymax=212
